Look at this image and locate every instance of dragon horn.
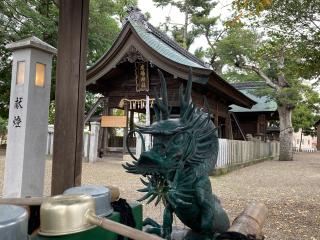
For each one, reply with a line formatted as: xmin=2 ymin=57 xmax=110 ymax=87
xmin=180 ymin=67 xmax=193 ymax=117
xmin=153 ymin=87 xmax=161 ymax=121
xmin=156 ymin=69 xmax=169 ymax=120
xmin=185 ymin=68 xmax=193 ymax=103
xmin=203 ymin=96 xmax=210 ymax=115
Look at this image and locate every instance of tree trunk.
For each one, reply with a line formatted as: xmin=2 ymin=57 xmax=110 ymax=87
xmin=278 ymin=105 xmax=293 ymax=161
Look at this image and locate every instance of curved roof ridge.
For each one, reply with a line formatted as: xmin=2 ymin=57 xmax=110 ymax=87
xmin=125 ymin=7 xmax=210 ymax=69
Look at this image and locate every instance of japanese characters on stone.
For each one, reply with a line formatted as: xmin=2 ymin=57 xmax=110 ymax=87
xmin=13 ymin=96 xmax=23 ymax=127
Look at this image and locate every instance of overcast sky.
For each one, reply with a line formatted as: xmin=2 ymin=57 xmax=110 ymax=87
xmin=137 ymin=0 xmax=234 ymax=53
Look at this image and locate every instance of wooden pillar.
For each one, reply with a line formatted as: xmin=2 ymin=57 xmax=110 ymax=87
xmin=214 ymin=101 xmax=219 ymax=137
xmin=123 ymin=103 xmax=129 ymax=154
xmin=101 ymin=100 xmax=109 ymax=156
xmin=129 ymin=110 xmax=134 ymax=131
xmin=257 ymin=114 xmax=266 ymax=140
xmin=226 ymin=112 xmax=233 ymax=140
xmin=51 ymin=0 xmax=89 ymax=195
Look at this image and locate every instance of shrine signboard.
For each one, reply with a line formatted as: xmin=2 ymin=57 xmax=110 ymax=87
xmin=101 ymin=116 xmax=127 ymax=128
xmin=135 ymin=62 xmax=149 ymax=92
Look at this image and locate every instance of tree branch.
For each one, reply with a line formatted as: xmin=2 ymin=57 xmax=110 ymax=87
xmin=204 ymin=27 xmax=215 ymax=50
xmin=237 ymin=63 xmax=280 ymax=90
xmin=214 ymin=29 xmax=227 ymax=42
xmin=310 ymin=19 xmax=320 ymax=31
xmin=277 ymin=47 xmax=289 ymax=87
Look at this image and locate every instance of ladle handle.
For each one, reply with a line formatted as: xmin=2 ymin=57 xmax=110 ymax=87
xmin=86 ymin=211 xmax=164 ymax=240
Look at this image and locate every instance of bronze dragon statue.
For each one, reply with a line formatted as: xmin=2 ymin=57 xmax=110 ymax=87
xmin=123 ymin=69 xmax=230 ymax=240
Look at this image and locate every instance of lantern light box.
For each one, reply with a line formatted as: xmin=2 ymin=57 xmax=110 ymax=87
xmin=16 ymin=61 xmax=26 ymax=85
xmin=35 ymin=63 xmax=46 ymax=87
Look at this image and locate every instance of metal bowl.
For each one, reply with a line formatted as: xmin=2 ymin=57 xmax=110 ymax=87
xmin=0 ymin=204 xmax=28 ymax=240
xmin=39 ymin=194 xmax=96 ymax=236
xmin=63 ymin=185 xmax=113 ymax=217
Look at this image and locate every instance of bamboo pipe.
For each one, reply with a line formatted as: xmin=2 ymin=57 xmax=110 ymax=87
xmin=86 ymin=210 xmax=163 ymax=240
xmin=0 ymin=196 xmax=45 ymax=206
xmin=0 ymin=185 xmax=120 ymax=206
xmin=228 ymin=202 xmax=267 ymax=237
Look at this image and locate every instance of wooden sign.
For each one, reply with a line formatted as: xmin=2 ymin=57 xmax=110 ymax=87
xmin=101 ymin=116 xmax=127 ymax=128
xmin=135 ymin=62 xmax=149 ymax=92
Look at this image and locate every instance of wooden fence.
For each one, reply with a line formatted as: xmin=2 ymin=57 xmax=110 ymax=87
xmin=216 ymin=139 xmax=280 ymax=169
xmin=46 ymin=124 xmax=280 ymax=166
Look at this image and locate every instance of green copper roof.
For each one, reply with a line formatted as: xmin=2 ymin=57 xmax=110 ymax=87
xmin=230 ymin=89 xmax=277 ymax=112
xmin=130 ymin=20 xmax=209 ymax=71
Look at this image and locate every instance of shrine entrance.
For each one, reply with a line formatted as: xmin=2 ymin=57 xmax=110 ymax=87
xmin=86 ymin=8 xmax=254 ymax=157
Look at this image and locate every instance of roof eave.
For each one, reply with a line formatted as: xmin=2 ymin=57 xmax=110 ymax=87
xmin=208 ymin=72 xmax=256 ymax=108
xmin=86 ymin=21 xmax=212 ymax=85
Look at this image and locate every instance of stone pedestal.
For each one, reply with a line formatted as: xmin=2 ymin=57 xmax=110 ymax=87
xmin=3 ymin=37 xmax=56 ymax=197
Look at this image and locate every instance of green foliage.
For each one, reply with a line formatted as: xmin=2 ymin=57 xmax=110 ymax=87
xmin=215 ymin=26 xmax=259 ymax=65
xmin=87 ymin=0 xmax=137 ymax=65
xmin=170 ymin=25 xmax=200 ymax=50
xmin=84 ymin=92 xmax=103 ymax=115
xmin=0 ymin=0 xmax=58 ymax=118
xmin=0 ymin=117 xmax=7 ymax=137
xmin=48 ymin=101 xmax=55 ymax=124
xmin=214 ymin=26 xmax=320 ymax=112
xmin=292 ymin=105 xmax=315 ymax=133
xmin=292 ymin=84 xmax=320 ymax=133
xmin=153 ymin=0 xmax=215 ymax=50
xmin=233 ymin=0 xmax=320 ymax=81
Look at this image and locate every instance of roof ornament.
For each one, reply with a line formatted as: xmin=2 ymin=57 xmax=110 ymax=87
xmin=126 ymin=6 xmax=151 ymax=32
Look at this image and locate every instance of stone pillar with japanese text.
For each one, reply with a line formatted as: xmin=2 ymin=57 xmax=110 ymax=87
xmin=3 ymin=37 xmax=56 ymax=197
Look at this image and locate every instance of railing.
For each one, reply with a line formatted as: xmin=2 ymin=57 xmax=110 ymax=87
xmin=216 ymin=139 xmax=280 ymax=168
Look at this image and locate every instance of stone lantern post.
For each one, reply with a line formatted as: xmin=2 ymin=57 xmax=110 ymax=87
xmin=3 ymin=36 xmax=56 ymax=197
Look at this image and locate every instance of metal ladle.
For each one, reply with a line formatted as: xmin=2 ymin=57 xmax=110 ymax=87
xmin=39 ymin=194 xmax=163 ymax=240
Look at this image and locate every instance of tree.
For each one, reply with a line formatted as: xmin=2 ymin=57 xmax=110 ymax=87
xmin=190 ymin=2 xmax=228 ymax=74
xmin=153 ymin=0 xmax=215 ymax=50
xmin=292 ymin=87 xmax=320 ymax=150
xmin=233 ymin=0 xmax=320 ymax=82
xmin=87 ymin=0 xmax=138 ymax=65
xmin=226 ymin=0 xmax=320 ymax=160
xmin=0 ymin=117 xmax=7 ymax=145
xmin=215 ymin=26 xmax=320 ymax=161
xmin=292 ymin=105 xmax=316 ymax=151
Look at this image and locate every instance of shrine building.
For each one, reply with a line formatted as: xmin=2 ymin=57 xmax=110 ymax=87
xmin=86 ymin=8 xmax=255 ymax=155
xmin=230 ymin=82 xmax=279 ymax=141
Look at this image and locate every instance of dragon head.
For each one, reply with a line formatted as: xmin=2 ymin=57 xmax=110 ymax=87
xmin=123 ymin=69 xmax=219 ymax=180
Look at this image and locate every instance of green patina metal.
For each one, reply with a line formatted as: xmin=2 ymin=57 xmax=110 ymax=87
xmin=123 ymin=69 xmax=230 ymax=240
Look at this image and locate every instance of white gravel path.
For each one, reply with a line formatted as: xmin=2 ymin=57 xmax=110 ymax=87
xmin=0 ymin=150 xmax=319 ymax=239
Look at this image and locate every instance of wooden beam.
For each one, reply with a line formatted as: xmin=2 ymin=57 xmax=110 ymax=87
xmin=123 ymin=103 xmax=129 ymax=154
xmin=51 ymin=0 xmax=89 ymax=195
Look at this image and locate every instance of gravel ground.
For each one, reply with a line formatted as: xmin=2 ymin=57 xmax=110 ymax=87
xmin=0 ymin=151 xmax=319 ymax=239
